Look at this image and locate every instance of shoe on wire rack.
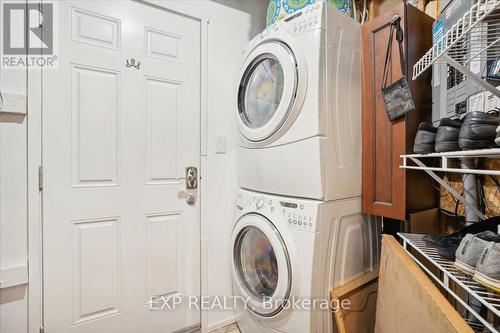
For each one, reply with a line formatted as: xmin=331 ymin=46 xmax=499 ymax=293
xmin=474 ymin=242 xmax=500 ymax=293
xmin=454 ymin=231 xmax=500 ymax=275
xmin=435 ymin=118 xmax=462 ymax=152
xmin=436 ymin=230 xmax=500 ymax=261
xmin=458 ymin=111 xmax=499 ymax=150
xmin=413 ymin=122 xmax=437 ymax=154
xmin=423 ymin=216 xmax=500 ymax=247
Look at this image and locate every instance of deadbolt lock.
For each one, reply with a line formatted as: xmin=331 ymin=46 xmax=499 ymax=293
xmin=185 ymin=167 xmax=198 ymax=189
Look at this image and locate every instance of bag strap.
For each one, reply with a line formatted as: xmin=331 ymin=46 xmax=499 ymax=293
xmin=395 ymin=17 xmax=405 ymax=76
xmin=381 ymin=15 xmax=405 ymax=90
xmin=381 ymin=24 xmax=395 ymax=90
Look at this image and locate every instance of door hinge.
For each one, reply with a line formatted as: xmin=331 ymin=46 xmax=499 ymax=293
xmin=38 ymin=166 xmax=43 ymax=191
xmin=39 ymin=326 xmax=45 ymax=333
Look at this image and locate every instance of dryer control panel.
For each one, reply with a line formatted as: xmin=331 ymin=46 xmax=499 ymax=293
xmin=286 ymin=3 xmax=323 ymax=35
xmin=262 ymin=2 xmax=324 ymax=37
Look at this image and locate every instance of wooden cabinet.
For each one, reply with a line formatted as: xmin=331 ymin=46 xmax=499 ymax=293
xmin=361 ymin=3 xmax=438 ymax=220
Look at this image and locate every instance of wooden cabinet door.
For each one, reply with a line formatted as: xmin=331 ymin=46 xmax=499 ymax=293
xmin=361 ymin=3 xmax=436 ymax=221
xmin=362 ymin=4 xmax=407 ymax=220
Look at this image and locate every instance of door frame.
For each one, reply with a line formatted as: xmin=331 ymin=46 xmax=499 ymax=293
xmin=27 ymin=1 xmax=209 ymax=332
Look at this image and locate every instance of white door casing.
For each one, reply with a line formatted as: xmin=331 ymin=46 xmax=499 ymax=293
xmin=42 ymin=1 xmax=201 ymax=332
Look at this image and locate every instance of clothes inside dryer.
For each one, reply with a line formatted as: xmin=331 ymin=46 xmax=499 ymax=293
xmin=239 ymin=57 xmax=285 ymax=129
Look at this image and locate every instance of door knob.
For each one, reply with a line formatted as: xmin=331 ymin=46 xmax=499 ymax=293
xmin=186 ymin=194 xmax=196 ymax=205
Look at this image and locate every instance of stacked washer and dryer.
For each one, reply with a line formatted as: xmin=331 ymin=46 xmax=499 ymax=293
xmin=231 ymin=3 xmax=380 ymax=333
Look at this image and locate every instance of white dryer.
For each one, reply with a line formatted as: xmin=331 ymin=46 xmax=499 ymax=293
xmin=231 ymin=189 xmax=380 ymax=333
xmin=235 ymin=2 xmax=362 ymax=201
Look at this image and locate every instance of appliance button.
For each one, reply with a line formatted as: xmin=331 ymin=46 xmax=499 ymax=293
xmin=293 ymin=220 xmax=297 ymax=224
xmin=289 ymin=219 xmax=292 ymax=224
xmin=256 ymin=198 xmax=264 ymax=209
xmin=298 ymin=221 xmax=302 ymax=225
xmin=300 ymin=204 xmax=304 ymax=209
xmin=309 ymin=223 xmax=313 ymax=227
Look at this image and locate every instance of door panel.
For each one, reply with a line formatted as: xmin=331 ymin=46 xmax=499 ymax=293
xmin=71 ymin=65 xmax=119 ymax=187
xmin=145 ymin=78 xmax=180 ymax=184
xmin=43 ymin=1 xmax=201 ymax=332
xmin=72 ymin=218 xmax=120 ymax=325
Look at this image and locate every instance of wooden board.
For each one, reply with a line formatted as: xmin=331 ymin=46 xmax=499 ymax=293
xmin=375 ymin=235 xmax=473 ymax=333
xmin=331 ymin=269 xmax=379 ymax=333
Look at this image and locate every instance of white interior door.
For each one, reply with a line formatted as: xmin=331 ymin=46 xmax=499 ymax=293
xmin=42 ymin=1 xmax=201 ymax=332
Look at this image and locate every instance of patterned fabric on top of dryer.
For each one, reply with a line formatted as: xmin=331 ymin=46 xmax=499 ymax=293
xmin=266 ymin=0 xmax=353 ymax=26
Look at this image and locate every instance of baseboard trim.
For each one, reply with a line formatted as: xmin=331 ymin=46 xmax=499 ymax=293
xmin=206 ymin=316 xmax=236 ymax=332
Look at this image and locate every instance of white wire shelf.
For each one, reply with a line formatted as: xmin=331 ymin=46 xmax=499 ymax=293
xmin=400 ymin=148 xmax=499 ymax=220
xmin=413 ymin=0 xmax=500 ymax=80
xmin=401 ymin=148 xmax=500 ymax=176
xmin=398 ymin=233 xmax=500 ymax=333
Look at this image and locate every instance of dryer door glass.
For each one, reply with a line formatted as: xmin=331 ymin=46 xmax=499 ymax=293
xmin=238 ymin=56 xmax=285 ymax=129
xmin=236 ymin=41 xmax=300 ymax=142
xmin=235 ymin=226 xmax=279 ymax=298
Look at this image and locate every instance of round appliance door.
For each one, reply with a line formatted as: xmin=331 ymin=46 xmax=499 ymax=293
xmin=232 ymin=213 xmax=291 ymax=317
xmin=236 ymin=42 xmax=298 ymax=142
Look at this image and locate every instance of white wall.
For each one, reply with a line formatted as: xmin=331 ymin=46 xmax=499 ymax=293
xmin=0 ymin=1 xmax=267 ymax=332
xmin=202 ymin=2 xmax=266 ymax=330
xmin=0 ymin=62 xmax=29 ymax=332
xmin=151 ymin=1 xmax=267 ymax=330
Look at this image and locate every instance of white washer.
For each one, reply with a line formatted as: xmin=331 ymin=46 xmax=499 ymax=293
xmin=235 ymin=3 xmax=362 ymax=201
xmin=231 ymin=189 xmax=380 ymax=333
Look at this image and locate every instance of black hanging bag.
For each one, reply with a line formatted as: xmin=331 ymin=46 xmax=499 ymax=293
xmin=381 ymin=15 xmax=415 ymax=121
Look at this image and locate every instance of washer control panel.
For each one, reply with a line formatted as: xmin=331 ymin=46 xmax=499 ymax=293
xmin=236 ymin=191 xmax=318 ymax=233
xmin=284 ymin=208 xmax=315 ymax=231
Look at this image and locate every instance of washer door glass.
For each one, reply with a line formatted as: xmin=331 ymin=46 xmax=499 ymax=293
xmin=236 ymin=226 xmax=279 ymax=298
xmin=239 ymin=56 xmax=285 ymax=130
xmin=232 ymin=213 xmax=291 ymax=317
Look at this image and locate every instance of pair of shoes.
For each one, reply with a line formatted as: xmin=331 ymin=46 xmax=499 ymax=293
xmin=454 ymin=231 xmax=500 ymax=292
xmin=413 ymin=122 xmax=438 ymax=154
xmin=423 ymin=216 xmax=500 ymax=260
xmin=413 ymin=111 xmax=499 ymax=153
xmin=423 ymin=216 xmax=500 ymax=246
xmin=436 ymin=118 xmax=462 ymax=152
xmin=459 ymin=111 xmax=499 ymax=150
xmin=413 ymin=118 xmax=462 ymax=154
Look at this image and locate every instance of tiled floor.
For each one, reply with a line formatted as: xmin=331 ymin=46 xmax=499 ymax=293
xmin=211 ymin=323 xmax=240 ymax=333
